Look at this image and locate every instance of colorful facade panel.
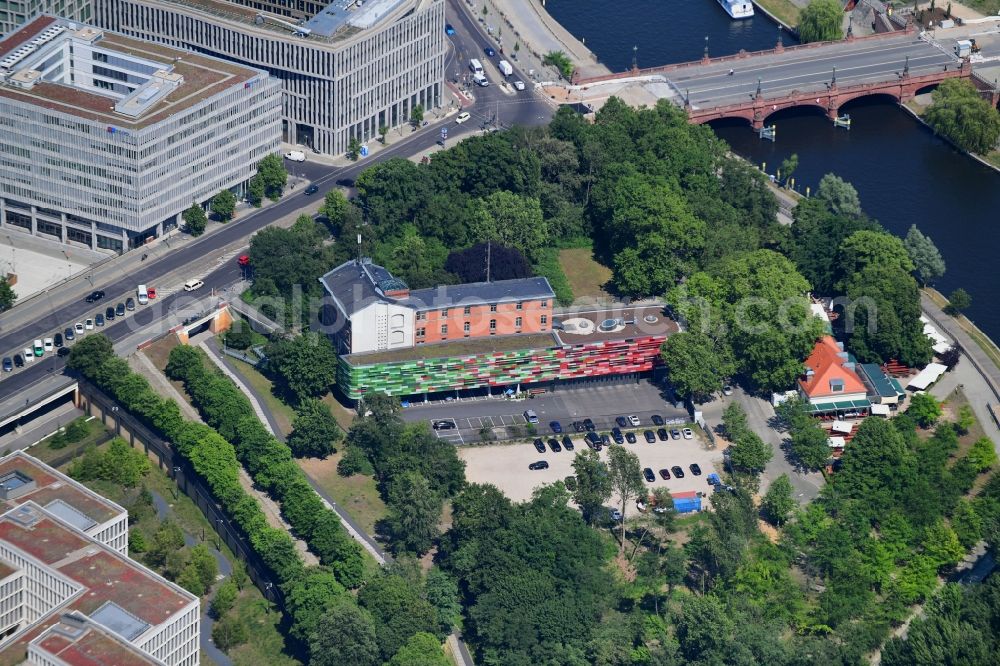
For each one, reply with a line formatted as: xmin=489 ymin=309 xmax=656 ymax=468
xmin=338 ymin=336 xmax=667 ymax=399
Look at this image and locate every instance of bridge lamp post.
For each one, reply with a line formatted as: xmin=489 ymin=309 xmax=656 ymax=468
xmin=704 ymin=36 xmax=709 ymax=60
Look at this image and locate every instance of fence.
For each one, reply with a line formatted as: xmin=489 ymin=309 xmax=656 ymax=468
xmin=75 ymin=377 xmax=284 ymax=605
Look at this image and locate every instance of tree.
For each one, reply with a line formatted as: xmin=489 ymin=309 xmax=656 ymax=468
xmin=729 ymin=430 xmax=773 ymax=473
xmin=779 ymin=153 xmax=799 ymax=185
xmin=321 ymin=189 xmax=350 ymax=227
xmin=209 ymin=578 xmax=238 ymax=618
xmin=903 ymin=225 xmax=946 ymax=285
xmin=424 ymin=568 xmax=462 ymax=634
xmin=287 ymin=398 xmax=341 ymax=458
xmin=790 ymin=418 xmax=832 ymax=470
xmin=761 ymin=474 xmax=795 ymax=525
xmin=473 ymin=190 xmax=548 ymax=259
xmin=816 ymin=173 xmax=862 ymax=217
xmin=945 ymin=287 xmax=971 ymax=315
xmin=925 ymin=78 xmax=1000 ymax=154
xmin=571 ymin=449 xmax=612 ymax=525
xmin=264 ymin=333 xmax=339 ymax=403
xmin=378 ymin=124 xmax=388 ymax=144
xmin=176 ymin=563 xmax=205 ymax=596
xmin=955 ymin=404 xmax=975 ymax=435
xmin=722 ymin=402 xmax=750 ymax=441
xmin=388 ymin=632 xmax=449 ymax=666
xmin=909 ymin=392 xmax=942 ymax=428
xmin=409 ymin=104 xmax=424 ymax=128
xmin=798 ymin=0 xmax=845 ymax=43
xmin=543 ymin=50 xmax=574 ymax=80
xmin=921 ymin=519 xmax=964 ymax=569
xmin=211 ymin=189 xmax=237 ymax=222
xmin=383 ymin=472 xmax=442 ymax=555
xmin=256 ymin=153 xmax=288 ymax=200
xmin=67 ymin=334 xmax=115 ymax=378
xmin=309 ymin=597 xmax=380 ymax=666
xmin=660 ymin=332 xmax=732 ymax=402
xmin=0 ymin=279 xmax=15 ymax=312
xmin=348 ymin=136 xmax=362 ymax=161
xmin=246 ymin=175 xmax=265 ymax=207
xmin=189 ymin=544 xmax=218 ymax=591
xmin=182 ymin=203 xmax=207 ymax=237
xmin=212 ymin=614 xmax=249 ymax=651
xmin=607 ymin=445 xmax=645 ymax=552
xmin=967 ymin=436 xmax=998 ymax=472
xmin=358 ymin=573 xmax=441 ymax=661
xmin=444 ymin=242 xmax=532 ymax=282
xmin=951 ymin=499 xmax=983 ymax=548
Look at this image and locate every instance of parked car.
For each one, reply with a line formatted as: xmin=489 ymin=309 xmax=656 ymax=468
xmin=183 ymin=279 xmax=204 ymax=292
xmin=615 ymin=416 xmax=627 ymax=428
xmin=656 ymin=428 xmax=669 ymax=441
xmin=585 ymin=432 xmax=602 ymax=450
xmin=625 ymin=431 xmax=637 ymax=444
xmin=707 ymin=473 xmax=722 ymax=486
xmin=95 ymin=313 xmax=105 ymax=327
xmin=43 ymin=338 xmax=54 ymax=352
xmin=147 ymin=287 xmax=157 ymax=299
xmin=54 ymin=333 xmax=63 ymax=347
xmin=601 ymin=434 xmax=611 ymax=447
xmin=643 ymin=430 xmax=656 ymax=443
xmin=671 ymin=466 xmax=685 ymax=479
xmin=722 ymin=384 xmax=733 ymax=396
xmin=22 ymin=348 xmax=33 ymax=363
xmin=57 ymin=347 xmax=71 ymax=357
xmin=126 ymin=297 xmax=135 ymax=311
xmin=682 ymin=428 xmax=694 ymax=440
xmin=85 ymin=290 xmax=105 ymax=303
xmin=609 ymin=508 xmax=623 ymax=522
xmin=572 ymin=421 xmax=585 ymax=432
xmin=690 ymin=464 xmax=703 ymax=476
xmin=651 ymin=414 xmax=664 ymax=426
xmin=549 ymin=421 xmax=562 ymax=433
xmin=670 ymin=428 xmax=681 ymax=440
xmin=105 ymin=306 xmax=115 ymax=321
xmin=564 ymin=475 xmax=577 ymax=491
xmin=643 ymin=468 xmax=656 ymax=483
xmin=115 ymin=303 xmax=125 ymax=317
xmin=64 ymin=327 xmax=74 ymax=341
xmin=75 ymin=322 xmax=85 ymax=334
xmin=628 ymin=415 xmax=641 ymax=426
xmin=611 ymin=427 xmax=624 ymax=444
xmin=432 ymin=420 xmax=456 ymax=430
xmin=533 ymin=438 xmax=546 ymax=454
xmin=528 ymin=461 xmax=549 ymax=471
xmin=583 ymin=418 xmax=595 ymax=432
xmin=547 ymin=438 xmax=562 ymax=453
xmin=2 ymin=357 xmax=11 ymax=372
xmin=523 ymin=409 xmax=539 ymax=424
xmin=561 ymin=435 xmax=574 ymax=450
xmin=84 ymin=319 xmax=94 ymax=330
xmin=658 ymin=468 xmax=671 ymax=480
xmin=13 ymin=353 xmax=23 ymax=368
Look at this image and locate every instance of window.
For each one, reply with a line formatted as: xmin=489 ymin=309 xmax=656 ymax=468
xmin=541 ymin=300 xmax=548 ymax=308
xmin=463 ymin=322 xmax=470 ymax=333
xmin=441 ymin=308 xmax=449 ymax=318
xmin=416 ymin=312 xmax=426 ymax=321
xmin=490 ymin=304 xmax=497 ymax=312
xmin=464 ymin=306 xmax=471 ymax=315
xmin=416 ymin=327 xmax=425 ymax=337
xmin=489 ymin=319 xmax=497 ymax=331
xmin=441 ymin=325 xmax=448 ymax=335
xmin=516 ymin=301 xmax=523 ymax=310
xmin=541 ymin=315 xmax=548 ymax=325
xmin=515 ymin=317 xmax=522 ymax=328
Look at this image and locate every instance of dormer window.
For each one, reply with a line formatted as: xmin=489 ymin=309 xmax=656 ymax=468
xmin=829 ymin=379 xmax=844 ymax=393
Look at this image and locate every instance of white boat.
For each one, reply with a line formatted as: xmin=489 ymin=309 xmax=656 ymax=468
xmin=718 ymin=0 xmax=755 ymax=19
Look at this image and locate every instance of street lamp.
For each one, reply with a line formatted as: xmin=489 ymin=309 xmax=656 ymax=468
xmin=704 ymin=36 xmax=709 ymax=60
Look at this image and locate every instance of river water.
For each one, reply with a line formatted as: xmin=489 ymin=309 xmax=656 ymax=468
xmin=547 ymin=0 xmax=1000 ymax=343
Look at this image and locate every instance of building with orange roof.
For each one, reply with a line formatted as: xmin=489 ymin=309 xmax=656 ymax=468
xmin=797 ymin=336 xmax=871 ymax=417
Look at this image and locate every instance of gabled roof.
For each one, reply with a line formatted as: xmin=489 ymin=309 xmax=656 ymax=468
xmin=798 ymin=336 xmax=866 ymax=398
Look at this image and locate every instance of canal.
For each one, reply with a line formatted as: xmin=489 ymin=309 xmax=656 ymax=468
xmin=547 ymin=0 xmax=1000 ymax=343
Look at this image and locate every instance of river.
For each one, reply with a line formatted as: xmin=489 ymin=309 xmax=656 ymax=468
xmin=546 ymin=0 xmax=1000 ymax=343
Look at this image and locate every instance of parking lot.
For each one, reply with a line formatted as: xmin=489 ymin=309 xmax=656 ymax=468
xmin=459 ymin=428 xmax=723 ymax=506
xmin=403 ymin=380 xmax=689 ymax=444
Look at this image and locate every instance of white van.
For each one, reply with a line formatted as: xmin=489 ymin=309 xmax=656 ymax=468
xmin=455 ymin=111 xmax=471 ymax=124
xmin=469 ymin=58 xmax=483 ymax=75
xmin=284 ymin=150 xmax=306 ymax=162
xmin=473 ymin=72 xmax=489 ymax=87
xmin=137 ymin=284 xmax=148 ymax=305
xmin=183 ymin=279 xmax=204 ymax=292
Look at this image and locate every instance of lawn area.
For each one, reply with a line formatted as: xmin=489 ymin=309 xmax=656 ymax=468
xmin=228 ymin=357 xmax=296 ymax=437
xmin=321 ymin=393 xmax=356 ymax=432
xmin=298 ymin=453 xmax=387 ymax=537
xmin=558 ymin=247 xmax=613 ymax=303
xmin=24 ymin=417 xmax=111 ymax=465
xmin=227 ymin=593 xmax=300 ymax=666
xmin=754 ymin=0 xmax=801 ymax=27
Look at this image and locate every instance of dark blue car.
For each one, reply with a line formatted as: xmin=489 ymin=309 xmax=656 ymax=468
xmin=549 ymin=421 xmax=562 ymax=434
xmin=484 ymin=46 xmax=496 ymax=57
xmin=445 ymin=23 xmax=455 ymax=35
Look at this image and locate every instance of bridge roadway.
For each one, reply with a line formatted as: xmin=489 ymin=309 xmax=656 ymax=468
xmin=669 ymin=33 xmax=959 ymax=114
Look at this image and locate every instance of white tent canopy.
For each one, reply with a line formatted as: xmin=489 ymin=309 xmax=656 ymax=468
xmin=828 ymin=436 xmax=846 ymax=448
xmin=831 ymin=420 xmax=853 ymax=434
xmin=870 ymin=404 xmax=891 ymax=417
xmin=907 ymin=363 xmax=948 ymax=391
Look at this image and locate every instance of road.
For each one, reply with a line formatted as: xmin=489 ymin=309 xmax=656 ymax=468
xmin=669 ymin=34 xmax=958 ymax=109
xmin=0 ymin=0 xmax=555 ymax=405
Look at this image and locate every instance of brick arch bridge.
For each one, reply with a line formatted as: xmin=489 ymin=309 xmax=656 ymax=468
xmin=690 ymin=67 xmax=968 ymax=129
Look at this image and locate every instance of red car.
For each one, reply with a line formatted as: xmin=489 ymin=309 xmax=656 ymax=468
xmin=147 ymin=286 xmax=157 ymax=299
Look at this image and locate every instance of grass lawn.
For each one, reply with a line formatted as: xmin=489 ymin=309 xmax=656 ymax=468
xmin=298 ymin=453 xmax=387 ymax=537
xmin=321 ymin=393 xmax=356 ymax=432
xmin=228 ymin=357 xmax=297 ymax=437
xmin=25 ymin=417 xmax=111 ymax=465
xmin=227 ymin=593 xmax=301 ymax=666
xmin=754 ymin=0 xmax=801 ymax=27
xmin=558 ymin=247 xmax=613 ymax=302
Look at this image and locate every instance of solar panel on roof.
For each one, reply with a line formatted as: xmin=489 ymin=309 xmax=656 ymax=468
xmin=90 ymin=602 xmax=150 ymax=641
xmin=44 ymin=499 xmax=98 ymax=532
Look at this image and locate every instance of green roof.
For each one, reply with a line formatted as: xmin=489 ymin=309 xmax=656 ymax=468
xmin=859 ymin=363 xmax=897 ymax=398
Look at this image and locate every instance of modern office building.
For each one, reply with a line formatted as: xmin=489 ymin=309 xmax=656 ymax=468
xmin=93 ymin=0 xmax=447 ymax=154
xmin=0 ymin=453 xmax=199 ymax=665
xmin=319 ymin=259 xmax=680 ymax=400
xmin=0 ymin=0 xmax=91 ymax=36
xmin=0 ymin=15 xmax=281 ymax=251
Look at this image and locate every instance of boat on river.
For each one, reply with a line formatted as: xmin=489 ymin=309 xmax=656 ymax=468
xmin=718 ymin=0 xmax=755 ymax=19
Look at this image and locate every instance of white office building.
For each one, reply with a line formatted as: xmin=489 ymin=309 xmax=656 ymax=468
xmin=0 ymin=15 xmax=281 ymax=251
xmin=93 ymin=0 xmax=447 ymax=155
xmin=0 ymin=0 xmax=92 ymax=36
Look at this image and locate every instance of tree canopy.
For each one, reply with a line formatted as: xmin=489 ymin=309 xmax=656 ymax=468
xmin=925 ymin=78 xmax=1000 ymax=154
xmin=798 ymin=0 xmax=844 ymax=43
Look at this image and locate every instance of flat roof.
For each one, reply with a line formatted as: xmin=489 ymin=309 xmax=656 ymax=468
xmin=0 ymin=502 xmax=195 ymax=666
xmin=553 ymin=306 xmax=678 ymax=344
xmin=345 ymin=332 xmax=559 ymax=365
xmin=0 ymin=16 xmax=262 ymax=129
xmin=405 ymin=277 xmax=555 ymax=311
xmin=0 ymin=452 xmax=123 ymax=527
xmin=33 ymin=617 xmax=163 ymax=666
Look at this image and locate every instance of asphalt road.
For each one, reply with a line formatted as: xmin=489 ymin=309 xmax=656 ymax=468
xmin=0 ymin=0 xmax=555 ymax=404
xmin=671 ymin=34 xmax=958 ymax=108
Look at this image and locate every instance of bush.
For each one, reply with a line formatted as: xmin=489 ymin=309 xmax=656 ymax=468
xmin=213 ymin=614 xmax=249 ymax=651
xmin=210 ymin=579 xmax=239 ymax=618
xmin=338 ymin=446 xmax=375 ymax=476
xmin=224 ymin=324 xmax=254 ymax=350
xmin=129 ymin=530 xmax=148 ymax=553
xmin=533 ymin=247 xmax=573 ymax=306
